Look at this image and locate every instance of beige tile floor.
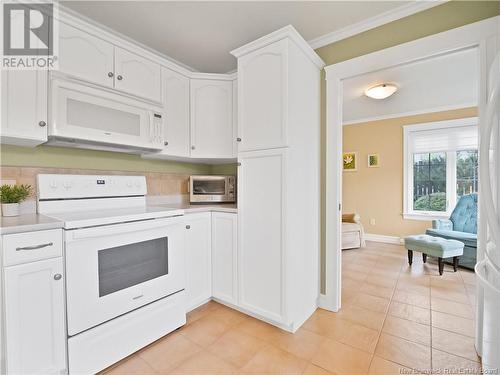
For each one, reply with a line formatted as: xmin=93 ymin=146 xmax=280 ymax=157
xmin=102 ymin=241 xmax=480 ymax=375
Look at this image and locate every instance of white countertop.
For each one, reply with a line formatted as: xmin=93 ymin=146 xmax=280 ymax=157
xmin=0 ymin=214 xmax=64 ymax=235
xmin=45 ymin=206 xmax=185 ymax=229
xmin=0 ymin=204 xmax=236 ymax=235
xmin=158 ymin=203 xmax=237 ymax=214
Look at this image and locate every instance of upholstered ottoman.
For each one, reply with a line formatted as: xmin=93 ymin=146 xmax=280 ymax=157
xmin=404 ymin=235 xmax=464 ymax=275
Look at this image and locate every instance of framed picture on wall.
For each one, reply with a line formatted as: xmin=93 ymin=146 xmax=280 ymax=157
xmin=368 ymin=154 xmax=380 ymax=168
xmin=343 ymin=152 xmax=357 ymax=171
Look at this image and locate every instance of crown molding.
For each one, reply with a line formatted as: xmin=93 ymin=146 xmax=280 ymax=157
xmin=231 ymin=25 xmax=325 ymax=69
xmin=190 ymin=72 xmax=237 ymax=81
xmin=308 ymin=1 xmax=447 ymax=50
xmin=343 ymin=103 xmax=477 ymax=126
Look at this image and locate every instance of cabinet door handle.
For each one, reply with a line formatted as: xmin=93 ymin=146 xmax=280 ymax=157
xmin=117 ymin=75 xmax=123 ymax=81
xmin=164 ymin=141 xmax=169 ymax=146
xmin=16 ymin=242 xmax=53 ymax=251
xmin=186 ymin=225 xmax=191 ymax=229
xmin=38 ymin=120 xmax=46 ymax=127
xmin=236 ymin=137 xmax=241 ymax=142
xmin=108 ymin=72 xmax=114 ymax=78
xmin=191 ymin=146 xmax=195 ymax=150
xmin=53 ymin=274 xmax=62 ymax=281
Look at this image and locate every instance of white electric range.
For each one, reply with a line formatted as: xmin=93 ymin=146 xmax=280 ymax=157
xmin=37 ymin=174 xmax=187 ymax=375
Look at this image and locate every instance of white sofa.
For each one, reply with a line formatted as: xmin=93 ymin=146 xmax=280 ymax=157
xmin=342 ymin=213 xmax=366 ymax=250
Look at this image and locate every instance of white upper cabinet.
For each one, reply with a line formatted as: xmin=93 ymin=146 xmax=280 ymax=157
xmin=232 ymin=79 xmax=238 ymax=157
xmin=190 ymin=79 xmax=233 ymax=159
xmin=236 ymin=39 xmax=288 ymax=152
xmin=160 ymin=67 xmax=190 ymax=157
xmin=58 ymin=22 xmax=114 ymax=88
xmin=1 ymin=69 xmax=48 ymax=147
xmin=114 ymin=47 xmax=161 ymax=102
xmin=58 ymin=23 xmax=161 ymax=102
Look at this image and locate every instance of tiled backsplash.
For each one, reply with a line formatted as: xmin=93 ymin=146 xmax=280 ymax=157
xmin=0 ymin=166 xmax=193 ymax=213
xmin=0 ymin=166 xmax=190 ymax=195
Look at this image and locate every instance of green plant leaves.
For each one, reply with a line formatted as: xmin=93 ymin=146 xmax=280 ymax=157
xmin=0 ymin=184 xmax=33 ymax=204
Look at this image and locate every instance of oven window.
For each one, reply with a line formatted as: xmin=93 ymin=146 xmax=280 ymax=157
xmin=98 ymin=237 xmax=168 ymax=297
xmin=193 ymin=179 xmax=225 ymax=195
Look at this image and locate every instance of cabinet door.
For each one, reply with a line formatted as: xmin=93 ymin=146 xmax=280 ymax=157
xmin=4 ymin=258 xmax=66 ymax=375
xmin=232 ymin=79 xmax=238 ymax=157
xmin=1 ymin=69 xmax=47 ymax=146
xmin=238 ymin=149 xmax=286 ymax=323
xmin=161 ymin=67 xmax=190 ymax=157
xmin=238 ymin=39 xmax=288 ymax=151
xmin=114 ymin=47 xmax=161 ymax=102
xmin=185 ymin=212 xmax=212 ymax=311
xmin=190 ymin=79 xmax=233 ymax=158
xmin=211 ymin=212 xmax=237 ymax=305
xmin=58 ymin=22 xmax=114 ymax=87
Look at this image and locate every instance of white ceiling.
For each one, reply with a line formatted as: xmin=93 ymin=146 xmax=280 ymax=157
xmin=61 ymin=1 xmax=412 ymax=73
xmin=342 ymin=48 xmax=479 ymax=124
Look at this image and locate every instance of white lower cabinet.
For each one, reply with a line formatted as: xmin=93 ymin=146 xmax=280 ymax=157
xmin=237 ymin=149 xmax=286 ymax=325
xmin=211 ymin=212 xmax=238 ymax=305
xmin=3 ymin=257 xmax=66 ymax=375
xmin=184 ymin=212 xmax=212 ymax=311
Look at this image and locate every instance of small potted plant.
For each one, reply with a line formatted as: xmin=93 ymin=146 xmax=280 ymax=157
xmin=0 ymin=184 xmax=33 ymax=217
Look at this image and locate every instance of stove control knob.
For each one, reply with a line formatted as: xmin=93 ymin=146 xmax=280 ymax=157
xmin=126 ymin=181 xmax=133 ymax=188
xmin=135 ymin=181 xmax=141 ymax=188
xmin=63 ymin=181 xmax=72 ymax=189
xmin=50 ymin=181 xmax=58 ymax=189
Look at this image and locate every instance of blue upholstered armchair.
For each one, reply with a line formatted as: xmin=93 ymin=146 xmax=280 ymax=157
xmin=425 ymin=193 xmax=478 ymax=269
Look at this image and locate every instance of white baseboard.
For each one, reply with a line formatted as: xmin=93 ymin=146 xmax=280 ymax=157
xmin=365 ymin=233 xmax=403 ymax=245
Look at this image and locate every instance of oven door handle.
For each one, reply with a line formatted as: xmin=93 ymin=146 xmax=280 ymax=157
xmin=70 ymin=217 xmax=181 ymax=240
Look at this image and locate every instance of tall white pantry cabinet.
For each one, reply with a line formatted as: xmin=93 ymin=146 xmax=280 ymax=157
xmin=231 ymin=26 xmax=324 ymax=332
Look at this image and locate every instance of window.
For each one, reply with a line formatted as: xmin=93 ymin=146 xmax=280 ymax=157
xmin=404 ymin=118 xmax=478 ymax=220
xmin=413 ymin=152 xmax=447 ymax=212
xmin=456 ymin=150 xmax=479 ymax=198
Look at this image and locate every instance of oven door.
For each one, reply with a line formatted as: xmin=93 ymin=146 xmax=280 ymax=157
xmin=64 ymin=217 xmax=185 ymax=336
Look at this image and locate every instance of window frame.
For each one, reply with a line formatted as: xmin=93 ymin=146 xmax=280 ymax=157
xmin=403 ymin=117 xmax=478 ymax=221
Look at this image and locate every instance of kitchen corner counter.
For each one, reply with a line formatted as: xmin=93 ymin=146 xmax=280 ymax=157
xmin=158 ymin=203 xmax=237 ymax=214
xmin=0 ymin=214 xmax=64 ymax=235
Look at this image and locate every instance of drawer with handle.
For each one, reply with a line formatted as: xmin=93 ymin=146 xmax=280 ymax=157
xmin=3 ymin=229 xmax=63 ymax=266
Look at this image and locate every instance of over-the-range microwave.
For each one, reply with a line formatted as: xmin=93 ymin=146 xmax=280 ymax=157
xmin=47 ymin=79 xmax=164 ymax=153
xmin=189 ymin=175 xmax=236 ymax=203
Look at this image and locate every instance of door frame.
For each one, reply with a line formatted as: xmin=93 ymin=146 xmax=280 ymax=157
xmin=322 ymin=16 xmax=500 ymax=312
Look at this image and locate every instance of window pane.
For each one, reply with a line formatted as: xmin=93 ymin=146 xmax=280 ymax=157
xmin=413 ymin=152 xmax=447 ymax=212
xmin=456 ymin=150 xmax=478 ymax=197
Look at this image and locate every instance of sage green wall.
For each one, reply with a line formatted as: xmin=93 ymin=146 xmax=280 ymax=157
xmin=211 ymin=163 xmax=238 ymax=175
xmin=0 ymin=145 xmax=212 ymax=174
xmin=315 ymin=1 xmax=500 ymax=294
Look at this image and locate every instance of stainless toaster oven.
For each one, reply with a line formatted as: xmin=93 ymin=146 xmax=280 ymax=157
xmin=189 ymin=175 xmax=236 ymax=203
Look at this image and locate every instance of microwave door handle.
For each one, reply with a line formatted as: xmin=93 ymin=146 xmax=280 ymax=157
xmin=153 ymin=121 xmax=157 ymax=143
xmin=148 ymin=113 xmax=154 ymax=142
xmin=157 ymin=121 xmax=161 ymax=143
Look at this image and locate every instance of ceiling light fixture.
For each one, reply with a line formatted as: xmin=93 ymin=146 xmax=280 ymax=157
xmin=364 ymin=83 xmax=398 ymax=99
